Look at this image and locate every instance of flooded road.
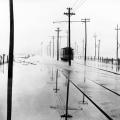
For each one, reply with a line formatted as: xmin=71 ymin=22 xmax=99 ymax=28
xmin=0 ymin=56 xmax=120 ymax=120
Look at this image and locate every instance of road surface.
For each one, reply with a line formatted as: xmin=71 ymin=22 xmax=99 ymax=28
xmin=0 ymin=55 xmax=120 ymax=120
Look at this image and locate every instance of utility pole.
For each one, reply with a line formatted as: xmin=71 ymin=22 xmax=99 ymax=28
xmin=47 ymin=45 xmax=49 ymax=56
xmin=55 ymin=28 xmax=61 ymax=61
xmin=98 ymin=40 xmax=100 ymax=60
xmin=75 ymin=41 xmax=77 ymax=53
xmin=93 ymin=34 xmax=97 ymax=59
xmin=83 ymin=39 xmax=84 ymax=57
xmin=49 ymin=36 xmax=55 ymax=58
xmin=7 ymin=0 xmax=14 ymax=120
xmin=3 ymin=54 xmax=5 ymax=64
xmin=49 ymin=40 xmax=51 ymax=57
xmin=66 ymin=30 xmax=69 ymax=47
xmin=49 ymin=35 xmax=66 ymax=58
xmin=64 ymin=8 xmax=75 ymax=66
xmin=81 ymin=18 xmax=90 ymax=63
xmin=74 ymin=41 xmax=78 ymax=57
xmin=115 ymin=24 xmax=120 ymax=65
xmin=52 ymin=36 xmax=55 ymax=58
xmin=40 ymin=42 xmax=43 ymax=56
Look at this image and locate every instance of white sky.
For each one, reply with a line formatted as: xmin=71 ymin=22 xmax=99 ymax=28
xmin=0 ymin=0 xmax=120 ymax=58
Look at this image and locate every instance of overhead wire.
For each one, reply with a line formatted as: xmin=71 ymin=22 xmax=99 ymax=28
xmin=73 ymin=0 xmax=87 ymax=12
xmin=72 ymin=0 xmax=81 ymax=8
xmin=72 ymin=0 xmax=83 ymax=8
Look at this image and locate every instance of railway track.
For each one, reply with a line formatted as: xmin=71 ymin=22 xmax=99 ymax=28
xmin=74 ymin=61 xmax=120 ymax=76
xmin=87 ymin=77 xmax=120 ymax=97
xmin=70 ymin=80 xmax=113 ymax=120
xmin=59 ymin=68 xmax=120 ymax=120
xmin=72 ymin=61 xmax=120 ymax=97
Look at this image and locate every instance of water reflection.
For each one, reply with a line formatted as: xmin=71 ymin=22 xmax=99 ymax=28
xmin=47 ymin=67 xmax=55 ymax=85
xmin=79 ymin=66 xmax=88 ymax=105
xmin=61 ymin=71 xmax=72 ymax=119
xmin=53 ymin=69 xmax=60 ymax=93
xmin=51 ymin=67 xmax=54 ymax=81
xmin=116 ymin=65 xmax=120 ymax=72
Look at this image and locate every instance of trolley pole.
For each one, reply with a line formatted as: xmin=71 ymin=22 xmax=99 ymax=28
xmin=81 ymin=18 xmax=90 ymax=63
xmin=7 ymin=0 xmax=14 ymax=120
xmin=55 ymin=28 xmax=61 ymax=61
xmin=115 ymin=24 xmax=120 ymax=65
xmin=64 ymin=8 xmax=75 ymax=66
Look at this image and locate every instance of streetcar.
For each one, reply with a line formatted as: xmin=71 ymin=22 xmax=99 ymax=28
xmin=60 ymin=47 xmax=74 ymax=61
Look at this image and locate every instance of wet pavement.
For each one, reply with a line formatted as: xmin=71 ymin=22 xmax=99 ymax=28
xmin=0 ymin=55 xmax=120 ymax=120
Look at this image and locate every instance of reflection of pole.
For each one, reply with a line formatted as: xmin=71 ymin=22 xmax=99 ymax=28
xmin=82 ymin=69 xmax=87 ymax=104
xmin=79 ymin=68 xmax=88 ymax=105
xmin=53 ymin=69 xmax=59 ymax=93
xmin=81 ymin=18 xmax=90 ymax=62
xmin=64 ymin=8 xmax=75 ymax=66
xmin=66 ymin=78 xmax=70 ymax=120
xmin=7 ymin=0 xmax=14 ymax=120
xmin=61 ymin=72 xmax=72 ymax=119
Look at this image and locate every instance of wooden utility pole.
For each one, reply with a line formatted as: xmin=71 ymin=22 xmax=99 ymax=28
xmin=40 ymin=42 xmax=43 ymax=56
xmin=52 ymin=36 xmax=55 ymax=58
xmin=49 ymin=40 xmax=51 ymax=57
xmin=64 ymin=8 xmax=75 ymax=66
xmin=98 ymin=40 xmax=100 ymax=60
xmin=93 ymin=34 xmax=97 ymax=59
xmin=55 ymin=28 xmax=61 ymax=61
xmin=7 ymin=0 xmax=14 ymax=120
xmin=49 ymin=36 xmax=55 ymax=58
xmin=115 ymin=24 xmax=120 ymax=64
xmin=83 ymin=39 xmax=84 ymax=57
xmin=81 ymin=18 xmax=90 ymax=62
xmin=3 ymin=54 xmax=5 ymax=64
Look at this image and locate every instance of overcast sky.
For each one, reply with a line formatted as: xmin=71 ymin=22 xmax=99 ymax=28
xmin=0 ymin=0 xmax=120 ymax=58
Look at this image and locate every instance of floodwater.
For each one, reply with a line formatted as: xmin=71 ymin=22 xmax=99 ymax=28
xmin=0 ymin=56 xmax=120 ymax=120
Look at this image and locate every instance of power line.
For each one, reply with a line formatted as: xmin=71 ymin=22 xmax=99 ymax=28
xmin=72 ymin=0 xmax=81 ymax=8
xmin=74 ymin=0 xmax=87 ymax=12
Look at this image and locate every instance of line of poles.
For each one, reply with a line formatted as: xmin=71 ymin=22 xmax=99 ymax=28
xmin=52 ymin=8 xmax=120 ymax=65
xmin=6 ymin=3 xmax=120 ymax=120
